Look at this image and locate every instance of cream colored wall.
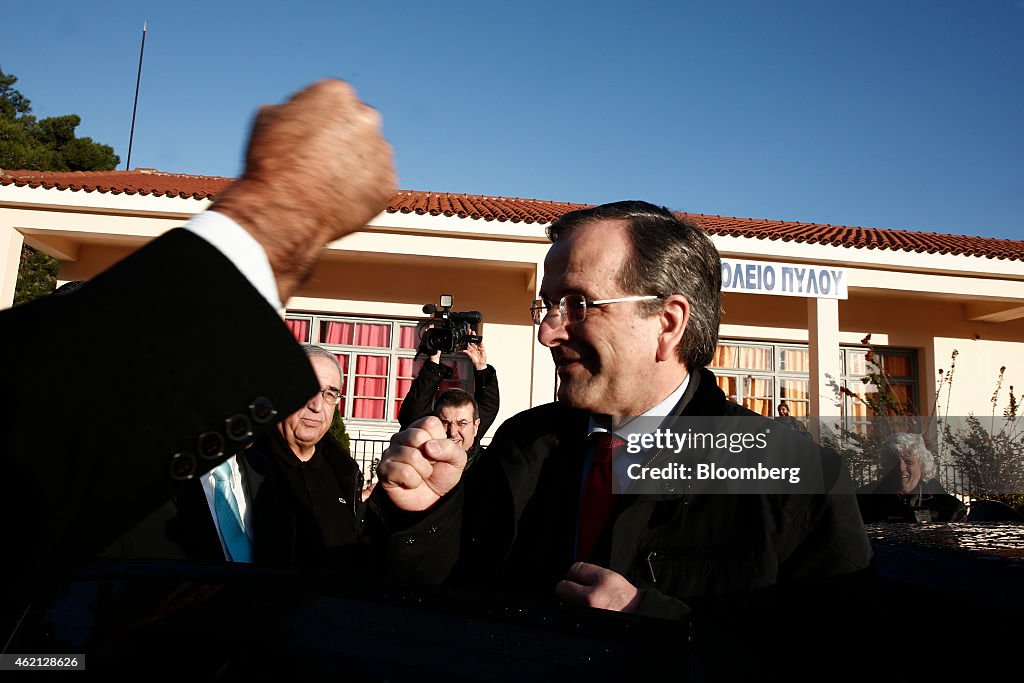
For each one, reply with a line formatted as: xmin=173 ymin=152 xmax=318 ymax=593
xmin=720 ymin=291 xmax=1024 ymax=416
xmin=286 ymin=251 xmax=543 ymax=440
xmin=841 ymin=295 xmax=1024 ymax=416
xmin=0 ymin=183 xmax=200 ymax=308
xmin=0 ymin=226 xmax=24 ymax=306
xmin=3 ymin=183 xmax=1022 ymax=425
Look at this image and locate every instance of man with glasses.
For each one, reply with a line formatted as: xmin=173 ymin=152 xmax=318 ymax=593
xmin=432 ymin=388 xmax=485 ymax=470
xmin=397 ymin=341 xmax=500 ymax=462
xmin=241 ymin=344 xmax=365 ymax=566
xmin=374 ymin=201 xmax=871 ymax=674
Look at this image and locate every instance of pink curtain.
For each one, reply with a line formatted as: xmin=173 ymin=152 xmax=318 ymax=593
xmin=353 ymin=355 xmax=388 ymax=419
xmin=320 ymin=321 xmax=390 ymax=348
xmin=354 ymin=323 xmax=390 ymax=347
xmin=322 ymin=321 xmax=353 ymax=345
xmin=398 ymin=325 xmax=418 ymax=350
xmin=394 ymin=357 xmax=415 ymax=416
xmin=334 ymin=354 xmax=349 ymax=415
xmin=286 ymin=319 xmax=310 ymax=343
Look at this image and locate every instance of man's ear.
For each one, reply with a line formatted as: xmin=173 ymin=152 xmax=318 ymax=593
xmin=657 ymin=294 xmax=690 ymax=362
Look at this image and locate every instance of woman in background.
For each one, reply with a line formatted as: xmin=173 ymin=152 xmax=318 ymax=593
xmin=857 ymin=432 xmax=966 ymax=523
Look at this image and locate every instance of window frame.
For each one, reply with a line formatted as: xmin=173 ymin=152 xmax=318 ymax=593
xmin=285 ymin=313 xmax=473 ymax=424
xmin=710 ymin=340 xmax=919 ymax=420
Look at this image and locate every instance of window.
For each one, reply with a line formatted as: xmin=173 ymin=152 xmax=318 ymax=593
xmin=285 ymin=314 xmax=473 ymax=422
xmin=841 ymin=348 xmax=918 ymax=436
xmin=710 ymin=344 xmax=775 ymax=415
xmin=710 ymin=341 xmax=917 ymax=420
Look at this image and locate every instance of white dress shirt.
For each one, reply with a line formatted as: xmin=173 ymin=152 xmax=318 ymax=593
xmin=199 ymin=455 xmax=254 ymax=558
xmin=184 ymin=209 xmax=271 ymax=557
xmin=185 ymin=210 xmax=281 ymax=309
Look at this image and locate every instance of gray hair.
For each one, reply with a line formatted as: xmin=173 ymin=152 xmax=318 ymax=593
xmin=547 ymin=200 xmax=722 ymax=370
xmin=302 ymin=344 xmax=342 ymax=382
xmin=880 ymin=432 xmax=937 ymax=481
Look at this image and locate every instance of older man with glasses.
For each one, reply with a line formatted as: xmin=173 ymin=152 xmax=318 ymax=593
xmin=239 ymin=344 xmax=366 ymax=567
xmin=374 ymin=201 xmax=872 ymax=677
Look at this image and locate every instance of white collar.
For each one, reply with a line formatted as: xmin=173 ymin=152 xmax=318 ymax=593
xmin=586 ymin=373 xmax=691 ymax=440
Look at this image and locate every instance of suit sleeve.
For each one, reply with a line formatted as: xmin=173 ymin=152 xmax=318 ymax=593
xmin=1 ymin=228 xmax=317 ymax=602
xmin=397 ymin=360 xmax=448 ymax=429
xmin=473 ymin=364 xmax=500 ymax=439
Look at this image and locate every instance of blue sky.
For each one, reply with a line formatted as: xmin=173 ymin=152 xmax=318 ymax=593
xmin=4 ymin=0 xmax=1022 ymax=239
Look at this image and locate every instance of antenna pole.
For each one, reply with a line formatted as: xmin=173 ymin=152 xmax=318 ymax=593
xmin=126 ymin=21 xmax=147 ymax=170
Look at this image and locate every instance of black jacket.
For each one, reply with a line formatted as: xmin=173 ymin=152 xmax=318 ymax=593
xmin=374 ymin=367 xmax=875 ymax=677
xmin=857 ymin=468 xmax=966 ymax=523
xmin=397 ymin=359 xmax=500 ymax=463
xmin=243 ymin=430 xmax=366 ymax=567
xmin=2 ymin=229 xmax=317 ymax=629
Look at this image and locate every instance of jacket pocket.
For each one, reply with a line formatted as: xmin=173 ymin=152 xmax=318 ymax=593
xmin=640 ymin=546 xmax=760 ymax=598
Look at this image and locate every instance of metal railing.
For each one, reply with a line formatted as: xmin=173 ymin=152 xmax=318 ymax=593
xmin=349 ymin=438 xmax=390 ymax=485
xmin=849 ymin=461 xmax=973 ymax=500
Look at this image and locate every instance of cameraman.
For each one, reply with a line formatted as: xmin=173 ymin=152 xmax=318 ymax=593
xmin=397 ymin=341 xmax=499 ymax=465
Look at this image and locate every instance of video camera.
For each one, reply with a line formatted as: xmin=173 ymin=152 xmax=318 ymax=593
xmin=417 ymin=294 xmax=483 ymax=355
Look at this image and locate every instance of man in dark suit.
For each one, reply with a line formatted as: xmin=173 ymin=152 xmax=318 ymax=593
xmin=1 ymin=79 xmax=395 ymax=631
xmin=374 ymin=201 xmax=873 ymax=676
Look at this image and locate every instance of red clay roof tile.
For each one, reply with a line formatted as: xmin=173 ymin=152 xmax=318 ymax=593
xmin=1 ymin=169 xmax=1021 ymax=262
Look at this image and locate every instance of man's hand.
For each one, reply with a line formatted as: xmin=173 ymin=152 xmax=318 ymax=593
xmin=377 ymin=416 xmax=467 ymax=511
xmin=554 ymin=563 xmax=642 ymax=613
xmin=213 ymin=79 xmax=395 ymax=303
xmin=464 ymin=341 xmax=487 ymax=371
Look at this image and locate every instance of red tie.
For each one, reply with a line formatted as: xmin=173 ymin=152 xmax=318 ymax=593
xmin=577 ymin=432 xmax=625 ymax=562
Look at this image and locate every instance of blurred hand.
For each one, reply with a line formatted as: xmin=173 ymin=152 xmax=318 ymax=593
xmin=377 ymin=416 xmax=467 ymax=511
xmin=213 ymin=79 xmax=395 ymax=302
xmin=464 ymin=342 xmax=487 ymax=371
xmin=555 ymin=563 xmax=641 ymax=613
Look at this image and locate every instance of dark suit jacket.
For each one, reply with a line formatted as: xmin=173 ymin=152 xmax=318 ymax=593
xmin=857 ymin=468 xmax=967 ymax=523
xmin=374 ymin=367 xmax=875 ymax=677
xmin=100 ymin=481 xmax=225 ymax=561
xmin=1 ymin=228 xmax=316 ymax=626
xmin=243 ymin=430 xmax=366 ymax=567
xmin=102 ymin=431 xmax=366 ymax=565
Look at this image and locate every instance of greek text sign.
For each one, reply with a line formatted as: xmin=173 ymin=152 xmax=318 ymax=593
xmin=721 ymin=259 xmax=847 ymax=299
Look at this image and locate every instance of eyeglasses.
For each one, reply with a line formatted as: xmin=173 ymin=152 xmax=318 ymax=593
xmin=317 ymin=388 xmax=342 ymax=406
xmin=440 ymin=419 xmax=474 ymax=430
xmin=530 ymin=294 xmax=662 ymax=326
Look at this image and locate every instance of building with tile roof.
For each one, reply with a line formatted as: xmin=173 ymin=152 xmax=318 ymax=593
xmin=2 ymin=169 xmax=1022 ymax=458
